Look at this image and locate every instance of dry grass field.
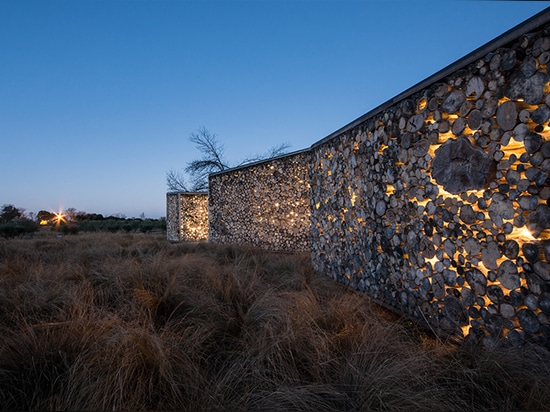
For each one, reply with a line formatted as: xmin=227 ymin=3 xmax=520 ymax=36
xmin=1 ymin=232 xmax=550 ymax=411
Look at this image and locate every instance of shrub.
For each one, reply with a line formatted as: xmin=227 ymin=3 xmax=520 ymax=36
xmin=0 ymin=220 xmax=39 ymax=239
xmin=60 ymin=224 xmax=79 ymax=235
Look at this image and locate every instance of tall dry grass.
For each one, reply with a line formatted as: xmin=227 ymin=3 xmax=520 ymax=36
xmin=0 ymin=232 xmax=549 ymax=411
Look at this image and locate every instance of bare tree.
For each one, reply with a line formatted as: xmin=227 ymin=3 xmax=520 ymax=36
xmin=240 ymin=142 xmax=292 ymax=165
xmin=184 ymin=127 xmax=230 ymax=191
xmin=166 ymin=169 xmax=189 ymax=193
xmin=167 ymin=126 xmax=291 ymax=192
xmin=64 ymin=207 xmax=77 ymax=221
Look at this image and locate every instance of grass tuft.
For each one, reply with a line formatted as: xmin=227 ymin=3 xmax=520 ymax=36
xmin=0 ymin=232 xmax=549 ymax=410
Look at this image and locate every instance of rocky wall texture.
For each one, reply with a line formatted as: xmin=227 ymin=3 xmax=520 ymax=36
xmin=208 ymin=151 xmax=311 ymax=252
xmin=310 ymin=18 xmax=550 ymax=348
xmin=166 ymin=192 xmax=208 ymax=242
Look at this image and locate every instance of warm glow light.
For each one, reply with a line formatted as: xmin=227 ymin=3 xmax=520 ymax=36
xmin=350 ymin=192 xmax=358 ymax=206
xmin=426 ymin=256 xmax=439 ymax=266
xmin=418 ymin=97 xmax=427 ymax=111
xmin=502 ymin=139 xmax=526 ymax=159
xmin=437 ymin=185 xmax=483 ymax=203
xmin=509 ymin=225 xmax=536 ymax=242
xmin=348 ymin=186 xmax=359 ymax=207
xmin=378 ymin=143 xmax=388 ymax=155
xmin=461 ymin=324 xmax=471 ymax=336
xmin=53 ymin=211 xmax=66 ymax=226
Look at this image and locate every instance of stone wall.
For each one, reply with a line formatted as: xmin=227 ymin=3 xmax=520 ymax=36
xmin=165 ymin=9 xmax=550 ymax=348
xmin=166 ymin=192 xmax=208 ymax=242
xmin=208 ymin=150 xmax=311 ymax=252
xmin=310 ymin=10 xmax=550 ymax=348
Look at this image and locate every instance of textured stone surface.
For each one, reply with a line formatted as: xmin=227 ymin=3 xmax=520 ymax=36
xmin=173 ymin=17 xmax=550 ymax=350
xmin=517 ymin=309 xmax=540 ymax=334
xmin=534 ymin=261 xmax=550 ymax=281
xmin=466 ymin=269 xmax=488 ymax=296
xmin=209 ymin=152 xmax=311 ymax=252
xmin=442 ymin=90 xmax=466 ymax=113
xmin=432 ymin=138 xmax=494 ymax=194
xmin=497 ymin=260 xmax=520 ymax=290
xmin=309 ymin=19 xmax=550 ymax=349
xmin=444 ymin=295 xmax=469 ymax=326
xmin=528 ymin=204 xmax=550 ymax=237
xmin=166 ymin=192 xmax=208 ymax=242
xmin=496 ymin=101 xmax=518 ymax=131
xmin=540 ymin=293 xmax=550 ymax=315
xmin=506 ymin=70 xmax=549 ymax=104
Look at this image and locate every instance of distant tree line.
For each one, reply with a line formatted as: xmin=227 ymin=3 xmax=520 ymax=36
xmin=0 ymin=204 xmax=38 ymax=239
xmin=0 ymin=204 xmax=166 ymax=239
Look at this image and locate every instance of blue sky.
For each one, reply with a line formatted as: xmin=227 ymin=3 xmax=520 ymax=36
xmin=1 ymin=0 xmax=548 ymax=218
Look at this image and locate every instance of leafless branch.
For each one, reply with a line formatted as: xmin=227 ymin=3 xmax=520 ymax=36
xmin=166 ymin=169 xmax=189 ymax=192
xmin=240 ymin=142 xmax=292 ymax=165
xmin=167 ymin=127 xmax=291 ymax=192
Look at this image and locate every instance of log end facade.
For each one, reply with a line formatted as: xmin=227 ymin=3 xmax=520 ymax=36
xmin=167 ymin=7 xmax=550 ymax=349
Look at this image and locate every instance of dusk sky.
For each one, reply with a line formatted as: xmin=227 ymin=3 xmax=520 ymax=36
xmin=1 ymin=1 xmax=548 ymax=219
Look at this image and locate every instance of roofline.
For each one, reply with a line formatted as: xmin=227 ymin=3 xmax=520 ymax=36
xmin=166 ymin=191 xmax=208 ymax=196
xmin=209 ymin=147 xmax=311 ymax=177
xmin=311 ymin=6 xmax=550 ymax=149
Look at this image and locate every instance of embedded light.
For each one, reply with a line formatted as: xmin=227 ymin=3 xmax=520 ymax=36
xmin=515 ymin=226 xmax=536 ymax=242
xmin=418 ymin=97 xmax=428 ymax=111
xmin=461 ymin=324 xmax=471 ymax=337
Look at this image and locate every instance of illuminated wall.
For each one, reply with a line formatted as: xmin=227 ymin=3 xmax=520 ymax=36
xmin=208 ymin=151 xmax=311 ymax=252
xmin=165 ymin=9 xmax=550 ymax=348
xmin=310 ymin=11 xmax=550 ymax=348
xmin=166 ymin=192 xmax=208 ymax=242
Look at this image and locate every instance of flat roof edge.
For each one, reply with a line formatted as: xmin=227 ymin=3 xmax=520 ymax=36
xmin=209 ymin=147 xmax=311 ymax=177
xmin=311 ymin=7 xmax=550 ymax=149
xmin=166 ymin=191 xmax=208 ymax=196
